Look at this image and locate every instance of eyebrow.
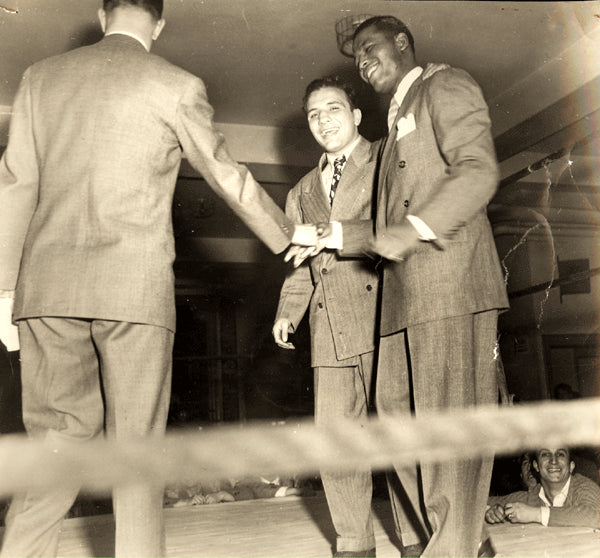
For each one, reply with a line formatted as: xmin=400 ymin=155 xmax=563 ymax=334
xmin=307 ymin=101 xmax=345 ymax=113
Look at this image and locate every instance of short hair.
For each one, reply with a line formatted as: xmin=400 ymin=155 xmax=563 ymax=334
xmin=103 ymin=0 xmax=163 ymax=20
xmin=302 ymin=76 xmax=359 ymax=113
xmin=353 ymin=15 xmax=415 ymax=54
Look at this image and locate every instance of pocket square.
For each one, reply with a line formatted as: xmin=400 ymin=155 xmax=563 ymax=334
xmin=396 ymin=113 xmax=416 ymax=141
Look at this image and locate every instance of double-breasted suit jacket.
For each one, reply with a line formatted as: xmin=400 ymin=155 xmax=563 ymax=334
xmin=0 ymin=34 xmax=293 ymax=332
xmin=275 ymin=137 xmax=379 ymax=366
xmin=377 ymin=68 xmax=509 ymax=335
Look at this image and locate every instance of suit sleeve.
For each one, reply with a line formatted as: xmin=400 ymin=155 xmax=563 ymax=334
xmin=548 ymin=476 xmax=600 ymax=528
xmin=274 ymin=185 xmax=314 ymax=330
xmin=487 ymin=490 xmax=530 ymax=508
xmin=338 ymin=219 xmax=374 ymax=257
xmin=175 ymin=77 xmax=294 ymax=254
xmin=0 ymin=68 xmax=39 ymax=290
xmin=415 ymin=69 xmax=499 ymax=240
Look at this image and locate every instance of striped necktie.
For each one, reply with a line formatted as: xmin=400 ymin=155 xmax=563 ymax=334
xmin=329 ymin=155 xmax=346 ymax=205
xmin=387 ymin=96 xmax=400 ymax=132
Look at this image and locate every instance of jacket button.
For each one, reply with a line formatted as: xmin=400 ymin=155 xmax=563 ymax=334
xmin=398 ymin=160 xmax=406 ymax=168
xmin=366 ymin=284 xmax=372 ymax=291
xmin=318 ymin=302 xmax=324 ymax=309
xmin=322 ymin=268 xmax=328 ymax=275
xmin=403 ymin=200 xmax=410 ymax=208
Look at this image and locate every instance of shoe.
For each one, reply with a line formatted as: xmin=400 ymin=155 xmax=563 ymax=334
xmin=477 ymin=537 xmax=496 ymax=557
xmin=401 ymin=543 xmax=424 ymax=557
xmin=333 ymin=549 xmax=376 ymax=558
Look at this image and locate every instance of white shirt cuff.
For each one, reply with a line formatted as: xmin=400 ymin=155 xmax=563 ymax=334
xmin=325 ymin=221 xmax=343 ymax=249
xmin=406 ymin=215 xmax=437 ymax=241
xmin=540 ymin=506 xmax=550 ymax=526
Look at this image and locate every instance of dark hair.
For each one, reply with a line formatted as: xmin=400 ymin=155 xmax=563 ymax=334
xmin=103 ymin=0 xmax=163 ymax=20
xmin=302 ymin=76 xmax=359 ymax=113
xmin=353 ymin=15 xmax=415 ymax=54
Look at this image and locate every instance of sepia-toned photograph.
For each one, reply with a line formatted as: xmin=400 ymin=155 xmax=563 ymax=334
xmin=0 ymin=1 xmax=599 ymax=557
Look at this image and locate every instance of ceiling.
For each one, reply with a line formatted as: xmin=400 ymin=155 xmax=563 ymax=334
xmin=0 ymin=1 xmax=599 ymax=213
xmin=0 ymin=1 xmax=598 ymax=130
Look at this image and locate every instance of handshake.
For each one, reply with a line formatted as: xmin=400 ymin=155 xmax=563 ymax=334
xmin=287 ymin=223 xmax=333 ymax=267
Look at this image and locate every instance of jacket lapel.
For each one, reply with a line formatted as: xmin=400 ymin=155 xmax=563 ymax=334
xmin=330 ymin=137 xmax=372 ymax=219
xmin=300 ymin=165 xmax=331 ymax=224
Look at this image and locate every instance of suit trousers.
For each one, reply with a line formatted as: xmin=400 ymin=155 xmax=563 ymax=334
xmin=0 ymin=317 xmax=173 ymax=558
xmin=314 ymin=351 xmax=376 ymax=553
xmin=376 ymin=311 xmax=498 ymax=558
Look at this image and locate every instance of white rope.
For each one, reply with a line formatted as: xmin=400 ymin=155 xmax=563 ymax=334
xmin=0 ymin=398 xmax=598 ymax=497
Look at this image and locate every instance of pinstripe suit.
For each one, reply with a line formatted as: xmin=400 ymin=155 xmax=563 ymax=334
xmin=375 ymin=68 xmax=509 ymax=557
xmin=0 ymin=33 xmax=292 ymax=557
xmin=275 ymin=137 xmax=380 ymax=552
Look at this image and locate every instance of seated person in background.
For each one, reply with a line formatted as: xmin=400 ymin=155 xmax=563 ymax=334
xmin=485 ymin=447 xmax=600 ymax=528
xmin=223 ymin=474 xmax=304 ymax=501
xmin=519 ymin=452 xmax=539 ymax=491
xmin=164 ymin=479 xmax=234 ymax=508
xmin=164 ymin=474 xmax=306 ymax=507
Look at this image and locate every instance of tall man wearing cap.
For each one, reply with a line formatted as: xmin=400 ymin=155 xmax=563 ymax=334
xmin=352 ymin=15 xmax=509 ymax=558
xmin=0 ymin=1 xmax=316 ymax=556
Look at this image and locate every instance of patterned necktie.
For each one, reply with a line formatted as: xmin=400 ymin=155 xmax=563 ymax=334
xmin=329 ymin=155 xmax=346 ymax=205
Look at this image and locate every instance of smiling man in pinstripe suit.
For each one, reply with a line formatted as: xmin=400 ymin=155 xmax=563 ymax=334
xmin=273 ymin=76 xmax=380 ymax=558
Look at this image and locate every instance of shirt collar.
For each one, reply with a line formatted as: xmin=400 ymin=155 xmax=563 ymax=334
xmin=105 ymin=31 xmax=150 ymax=52
xmin=539 ymin=476 xmax=571 ymax=507
xmin=322 ymin=135 xmax=361 ymax=170
xmin=392 ymin=66 xmax=423 ymax=110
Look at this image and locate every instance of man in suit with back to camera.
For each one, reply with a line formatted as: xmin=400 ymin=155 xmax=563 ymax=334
xmin=0 ymin=1 xmax=317 ymax=556
xmin=273 ymin=76 xmax=381 ymax=558
xmin=352 ymin=15 xmax=509 ymax=558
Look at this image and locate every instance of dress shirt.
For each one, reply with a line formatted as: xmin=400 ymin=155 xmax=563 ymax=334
xmin=320 ymin=135 xmax=362 ymax=249
xmin=387 ymin=66 xmax=423 ymax=132
xmin=105 ymin=30 xmax=150 ymax=52
xmin=538 ymin=478 xmax=571 ymax=526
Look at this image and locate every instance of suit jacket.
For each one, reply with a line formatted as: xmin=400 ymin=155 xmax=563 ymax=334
xmin=378 ymin=67 xmax=509 ymax=335
xmin=0 ymin=34 xmax=293 ymax=332
xmin=275 ymin=137 xmax=379 ymax=366
xmin=488 ymin=473 xmax=600 ymax=529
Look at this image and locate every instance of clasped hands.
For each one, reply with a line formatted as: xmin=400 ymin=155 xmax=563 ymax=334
xmin=485 ymin=502 xmax=541 ymax=525
xmin=286 ymin=223 xmax=333 ymax=267
xmin=287 ymin=220 xmax=422 ymax=267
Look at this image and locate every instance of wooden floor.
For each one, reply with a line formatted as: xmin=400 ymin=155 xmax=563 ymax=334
xmin=2 ymin=493 xmax=599 ymax=557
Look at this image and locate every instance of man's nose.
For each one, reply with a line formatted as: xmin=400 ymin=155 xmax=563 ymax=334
xmin=318 ymin=111 xmax=331 ymax=122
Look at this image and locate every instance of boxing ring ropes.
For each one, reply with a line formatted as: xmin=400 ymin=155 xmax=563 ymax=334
xmin=0 ymin=398 xmax=598 ymax=497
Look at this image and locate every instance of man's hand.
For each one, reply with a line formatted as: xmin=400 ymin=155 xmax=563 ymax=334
xmin=291 ymin=224 xmax=319 ymax=246
xmin=272 ymin=318 xmax=295 ymax=349
xmin=285 ymin=222 xmax=333 ymax=267
xmin=484 ymin=504 xmax=507 ymax=524
xmin=367 ymin=222 xmax=420 ymax=261
xmin=0 ymin=290 xmax=19 ymax=352
xmin=504 ymin=502 xmax=541 ymax=524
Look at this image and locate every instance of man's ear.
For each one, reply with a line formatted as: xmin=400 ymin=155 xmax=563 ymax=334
xmin=394 ymin=32 xmax=410 ymax=53
xmin=98 ymin=8 xmax=107 ymax=33
xmin=570 ymin=461 xmax=575 ymax=474
xmin=152 ymin=18 xmax=166 ymax=41
xmin=353 ymin=108 xmax=362 ymax=127
xmin=532 ymin=460 xmax=540 ymax=473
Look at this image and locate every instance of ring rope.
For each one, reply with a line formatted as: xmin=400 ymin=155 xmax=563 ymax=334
xmin=0 ymin=398 xmax=598 ymax=497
